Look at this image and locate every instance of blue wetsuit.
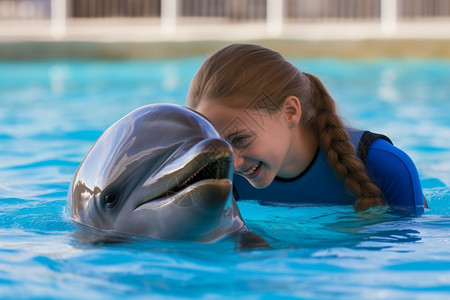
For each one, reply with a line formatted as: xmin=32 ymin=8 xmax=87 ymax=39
xmin=232 ymin=129 xmax=425 ymax=214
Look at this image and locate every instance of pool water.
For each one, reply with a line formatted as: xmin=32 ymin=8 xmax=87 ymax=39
xmin=0 ymin=58 xmax=449 ymax=299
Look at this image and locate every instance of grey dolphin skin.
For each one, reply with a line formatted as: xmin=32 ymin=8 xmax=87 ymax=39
xmin=67 ymin=104 xmax=267 ymax=248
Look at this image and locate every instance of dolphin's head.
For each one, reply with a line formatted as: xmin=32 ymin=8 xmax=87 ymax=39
xmin=67 ymin=104 xmax=244 ymax=242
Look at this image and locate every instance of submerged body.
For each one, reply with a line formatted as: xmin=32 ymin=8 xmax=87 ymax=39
xmin=67 ymin=104 xmax=266 ymax=246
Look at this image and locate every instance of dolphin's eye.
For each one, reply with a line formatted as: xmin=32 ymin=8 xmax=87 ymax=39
xmin=104 ymin=192 xmax=119 ymax=208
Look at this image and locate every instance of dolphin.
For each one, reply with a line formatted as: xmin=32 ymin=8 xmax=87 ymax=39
xmin=67 ymin=103 xmax=267 ymax=248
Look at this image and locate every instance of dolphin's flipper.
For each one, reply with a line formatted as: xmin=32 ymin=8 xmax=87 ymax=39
xmin=234 ymin=231 xmax=271 ymax=250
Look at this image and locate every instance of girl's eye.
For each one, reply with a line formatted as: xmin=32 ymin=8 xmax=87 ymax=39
xmin=231 ymin=136 xmax=249 ymax=148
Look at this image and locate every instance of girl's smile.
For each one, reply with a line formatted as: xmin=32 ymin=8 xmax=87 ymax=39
xmin=239 ymin=161 xmax=262 ymax=177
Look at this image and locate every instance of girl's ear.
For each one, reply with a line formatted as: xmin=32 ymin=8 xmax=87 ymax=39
xmin=283 ymin=96 xmax=302 ymax=125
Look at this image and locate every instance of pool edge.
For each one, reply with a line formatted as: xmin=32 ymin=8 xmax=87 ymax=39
xmin=1 ymin=39 xmax=449 ymax=60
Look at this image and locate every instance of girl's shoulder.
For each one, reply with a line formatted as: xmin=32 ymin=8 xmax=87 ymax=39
xmin=348 ymin=128 xmax=424 ymax=213
xmin=365 ymin=137 xmax=424 ymax=213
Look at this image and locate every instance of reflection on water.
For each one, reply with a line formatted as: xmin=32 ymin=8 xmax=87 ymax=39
xmin=0 ymin=58 xmax=449 ymax=299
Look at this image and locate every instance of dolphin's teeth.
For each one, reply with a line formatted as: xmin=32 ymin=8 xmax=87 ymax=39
xmin=166 ymin=155 xmax=231 ymax=196
xmin=179 ymin=155 xmax=225 ymax=188
xmin=180 ymin=163 xmax=207 ymax=187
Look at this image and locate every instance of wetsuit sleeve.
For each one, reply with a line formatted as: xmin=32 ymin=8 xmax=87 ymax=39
xmin=365 ymin=139 xmax=424 ymax=213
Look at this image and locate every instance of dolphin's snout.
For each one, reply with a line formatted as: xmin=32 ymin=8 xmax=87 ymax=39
xmin=145 ymin=137 xmax=233 ymax=205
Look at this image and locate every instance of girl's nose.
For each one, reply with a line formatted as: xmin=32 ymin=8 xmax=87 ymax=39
xmin=233 ymin=151 xmax=244 ymax=171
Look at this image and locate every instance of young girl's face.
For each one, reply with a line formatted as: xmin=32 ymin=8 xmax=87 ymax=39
xmin=196 ymin=100 xmax=298 ymax=189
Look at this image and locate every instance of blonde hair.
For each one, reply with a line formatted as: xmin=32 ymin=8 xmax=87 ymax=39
xmin=187 ymin=43 xmax=386 ymax=211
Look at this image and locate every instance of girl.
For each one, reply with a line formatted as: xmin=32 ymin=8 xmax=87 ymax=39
xmin=187 ymin=43 xmax=426 ymax=213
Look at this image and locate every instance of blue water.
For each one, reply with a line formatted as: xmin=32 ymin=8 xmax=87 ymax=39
xmin=0 ymin=57 xmax=449 ymax=299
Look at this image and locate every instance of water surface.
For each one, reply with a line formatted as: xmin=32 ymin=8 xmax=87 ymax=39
xmin=0 ymin=58 xmax=449 ymax=299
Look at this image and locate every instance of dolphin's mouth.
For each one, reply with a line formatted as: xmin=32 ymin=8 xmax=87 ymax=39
xmin=136 ymin=150 xmax=232 ymax=209
xmin=165 ymin=154 xmax=231 ymax=198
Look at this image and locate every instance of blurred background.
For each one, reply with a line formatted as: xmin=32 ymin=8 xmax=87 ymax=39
xmin=0 ymin=0 xmax=449 ymax=59
xmin=0 ymin=3 xmax=450 ymax=299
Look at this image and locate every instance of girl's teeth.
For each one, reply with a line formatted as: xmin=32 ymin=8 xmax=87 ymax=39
xmin=244 ymin=162 xmax=260 ymax=175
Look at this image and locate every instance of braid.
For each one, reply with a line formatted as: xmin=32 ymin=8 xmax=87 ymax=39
xmin=305 ymin=73 xmax=386 ymax=211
